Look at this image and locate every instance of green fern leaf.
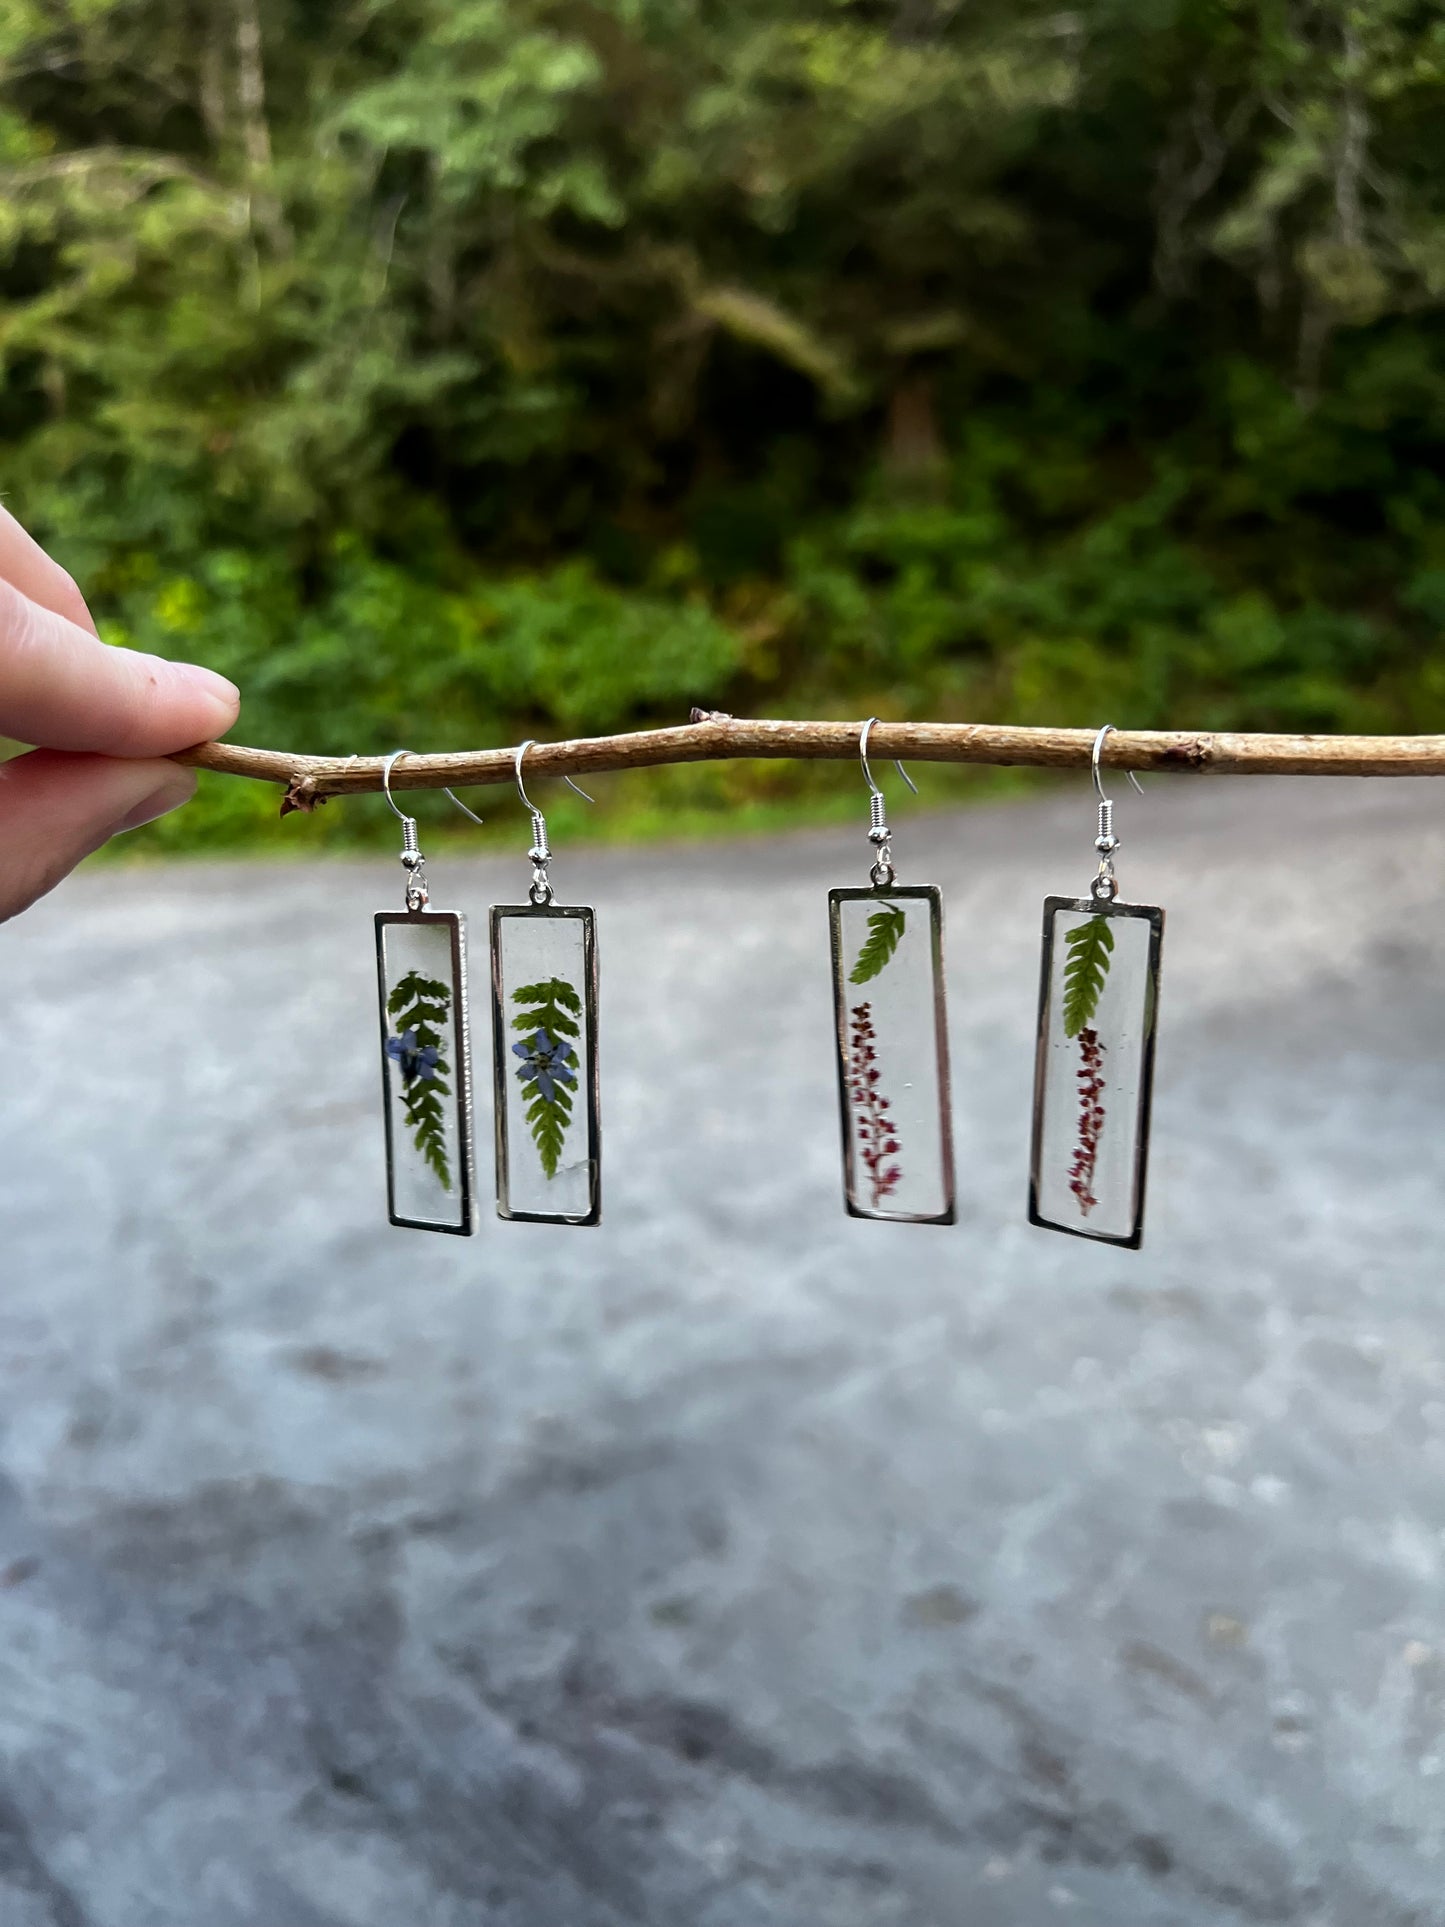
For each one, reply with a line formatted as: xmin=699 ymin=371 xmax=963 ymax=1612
xmin=1060 ymin=915 xmax=1115 ymax=1038
xmin=519 ymin=1075 xmax=570 ymax=1177
xmin=406 ymin=1002 xmax=450 ymax=1028
xmin=849 ymin=903 xmax=906 ymax=984
xmin=511 ymin=976 xmax=583 ymax=1179
xmin=386 ymin=971 xmax=454 ymax=1191
xmin=511 ymin=978 xmax=582 ymax=1041
xmin=388 ymin=971 xmax=451 ymax=1018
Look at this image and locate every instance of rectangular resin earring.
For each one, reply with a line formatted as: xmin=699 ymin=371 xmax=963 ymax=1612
xmin=490 ymin=741 xmax=601 ymax=1226
xmin=375 ymin=749 xmax=476 ymax=1234
xmin=827 ymin=719 xmax=955 ymax=1224
xmin=1028 ymin=725 xmax=1163 ymax=1250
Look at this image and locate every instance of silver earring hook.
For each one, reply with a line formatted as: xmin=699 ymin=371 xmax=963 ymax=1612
xmin=1091 ymin=723 xmax=1144 ymax=805
xmin=382 ymin=748 xmax=429 ymax=912
xmin=859 ymin=716 xmax=918 ymax=802
xmin=1088 ymin=724 xmax=1140 ymax=904
xmin=858 ymin=716 xmax=914 ymax=888
xmin=514 ymin=740 xmax=593 ymax=907
xmin=381 ymin=747 xmax=413 ymax=825
xmin=384 ymin=746 xmax=485 ymax=828
xmin=514 ymin=740 xmax=594 ymax=814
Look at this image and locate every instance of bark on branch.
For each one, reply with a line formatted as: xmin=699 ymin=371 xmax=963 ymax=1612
xmin=169 ymin=716 xmax=1445 ymax=808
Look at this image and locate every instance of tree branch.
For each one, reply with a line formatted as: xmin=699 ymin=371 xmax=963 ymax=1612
xmin=169 ymin=715 xmax=1445 ymax=809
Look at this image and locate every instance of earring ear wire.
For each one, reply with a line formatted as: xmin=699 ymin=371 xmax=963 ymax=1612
xmin=858 ymin=717 xmax=915 ymax=888
xmin=513 ymin=739 xmax=594 ymax=908
xmin=1088 ymin=722 xmax=1142 ymax=905
xmin=381 ymin=748 xmax=429 ymax=911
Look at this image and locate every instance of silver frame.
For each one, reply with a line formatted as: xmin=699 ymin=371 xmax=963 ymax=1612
xmin=828 ymin=884 xmax=956 ymax=1226
xmin=1028 ymin=894 xmax=1164 ymax=1250
xmin=490 ymin=903 xmax=601 ymax=1227
xmin=375 ymin=908 xmax=476 ymax=1236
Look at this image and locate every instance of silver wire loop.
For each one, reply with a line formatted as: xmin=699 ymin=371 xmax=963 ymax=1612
xmin=1090 ymin=724 xmax=1145 ymax=803
xmin=382 ymin=749 xmax=429 ymax=912
xmin=380 ymin=748 xmax=411 ymax=825
xmin=514 ymin=740 xmax=593 ymax=906
xmin=859 ymin=717 xmax=916 ymax=887
xmin=1088 ymin=724 xmax=1141 ymax=901
xmin=859 ymin=717 xmax=917 ymax=802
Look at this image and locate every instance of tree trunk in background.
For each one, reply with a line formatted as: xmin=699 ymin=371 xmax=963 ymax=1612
xmin=197 ymin=8 xmax=228 ymax=153
xmin=234 ymin=0 xmax=273 ymax=174
xmin=883 ymin=373 xmax=946 ymax=491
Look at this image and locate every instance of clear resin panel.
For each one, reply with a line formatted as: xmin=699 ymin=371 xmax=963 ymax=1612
xmin=1029 ymin=896 xmax=1163 ymax=1248
xmin=375 ymin=910 xmax=474 ymax=1234
xmin=490 ymin=904 xmax=600 ymax=1225
xmin=829 ymin=886 xmax=954 ymax=1225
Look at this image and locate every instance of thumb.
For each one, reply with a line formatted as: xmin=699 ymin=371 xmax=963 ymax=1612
xmin=0 ymin=749 xmax=196 ymax=924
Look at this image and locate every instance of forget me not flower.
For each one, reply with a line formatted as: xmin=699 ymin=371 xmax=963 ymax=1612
xmin=513 ymin=1029 xmax=578 ymax=1103
xmin=387 ymin=1028 xmax=441 ymax=1085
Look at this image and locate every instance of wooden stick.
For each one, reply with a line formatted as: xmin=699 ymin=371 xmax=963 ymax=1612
xmin=170 ymin=715 xmax=1445 ymax=807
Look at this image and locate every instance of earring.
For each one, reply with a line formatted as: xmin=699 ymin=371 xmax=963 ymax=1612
xmin=374 ymin=750 xmax=477 ymax=1234
xmin=827 ymin=719 xmax=955 ymax=1224
xmin=489 ymin=742 xmax=601 ymax=1225
xmin=1028 ymin=725 xmax=1164 ymax=1249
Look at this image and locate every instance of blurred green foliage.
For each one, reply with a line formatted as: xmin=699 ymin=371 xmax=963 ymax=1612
xmin=3 ymin=0 xmax=1445 ymax=845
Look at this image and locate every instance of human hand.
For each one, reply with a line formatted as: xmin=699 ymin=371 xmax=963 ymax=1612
xmin=0 ymin=506 xmax=238 ymax=924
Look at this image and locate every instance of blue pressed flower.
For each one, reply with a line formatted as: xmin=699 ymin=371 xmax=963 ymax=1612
xmin=512 ymin=1029 xmax=578 ymax=1103
xmin=387 ymin=1027 xmax=440 ymax=1084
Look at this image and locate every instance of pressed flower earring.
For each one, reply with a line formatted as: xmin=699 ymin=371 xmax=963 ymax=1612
xmin=1027 ymin=725 xmax=1164 ymax=1250
xmin=374 ymin=750 xmax=477 ymax=1235
xmin=489 ymin=742 xmax=601 ymax=1226
xmin=827 ymin=718 xmax=955 ymax=1224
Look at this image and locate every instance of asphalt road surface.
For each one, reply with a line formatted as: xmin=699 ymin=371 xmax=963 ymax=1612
xmin=2 ymin=776 xmax=1444 ymax=1927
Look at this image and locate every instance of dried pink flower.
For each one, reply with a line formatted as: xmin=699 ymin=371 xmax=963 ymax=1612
xmin=848 ymin=1003 xmax=903 ymax=1210
xmin=1068 ymin=1025 xmax=1106 ymax=1215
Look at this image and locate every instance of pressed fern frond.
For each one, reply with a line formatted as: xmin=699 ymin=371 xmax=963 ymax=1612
xmin=512 ymin=977 xmax=581 ymax=1043
xmin=388 ymin=971 xmax=451 ymax=1019
xmin=511 ymin=976 xmax=583 ymax=1179
xmin=406 ymin=1082 xmax=451 ymax=1187
xmin=386 ymin=970 xmax=454 ymax=1191
xmin=849 ymin=903 xmax=906 ymax=984
xmin=520 ymin=1077 xmax=573 ymax=1177
xmin=1061 ymin=915 xmax=1115 ymax=1038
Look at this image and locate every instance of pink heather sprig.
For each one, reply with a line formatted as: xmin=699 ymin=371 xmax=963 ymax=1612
xmin=1068 ymin=1025 xmax=1106 ymax=1216
xmin=848 ymin=1003 xmax=902 ymax=1209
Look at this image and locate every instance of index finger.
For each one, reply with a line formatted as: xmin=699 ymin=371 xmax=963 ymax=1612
xmin=0 ymin=574 xmax=239 ymax=756
xmin=0 ymin=505 xmax=99 ymax=634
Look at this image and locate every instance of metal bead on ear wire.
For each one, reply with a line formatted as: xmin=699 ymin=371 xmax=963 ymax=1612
xmin=1027 ymin=723 xmax=1164 ymax=1252
xmin=824 ymin=718 xmax=955 ymax=1225
xmin=488 ymin=741 xmax=601 ymax=1226
xmin=372 ymin=750 xmax=476 ymax=1235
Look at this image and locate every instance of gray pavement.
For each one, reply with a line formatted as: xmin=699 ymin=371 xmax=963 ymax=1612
xmin=1 ymin=775 xmax=1444 ymax=1926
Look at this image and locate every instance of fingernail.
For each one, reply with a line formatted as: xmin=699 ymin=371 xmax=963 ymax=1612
xmin=154 ymin=658 xmax=241 ymax=722
xmin=115 ymin=773 xmax=196 ymax=833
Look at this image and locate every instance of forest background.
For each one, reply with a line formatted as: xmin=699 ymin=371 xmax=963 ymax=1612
xmin=2 ymin=0 xmax=1443 ymax=849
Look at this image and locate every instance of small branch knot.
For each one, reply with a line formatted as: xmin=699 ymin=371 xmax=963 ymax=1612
xmin=280 ymin=772 xmax=323 ymax=817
